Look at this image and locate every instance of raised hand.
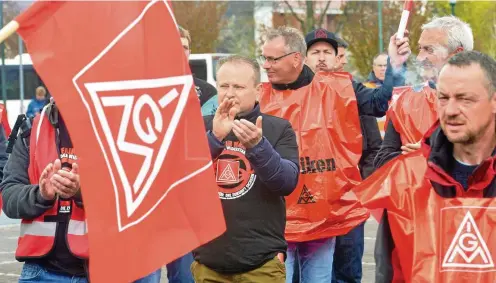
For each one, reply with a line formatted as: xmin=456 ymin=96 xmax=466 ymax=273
xmin=212 ymin=97 xmax=239 ymax=141
xmin=232 ymin=116 xmax=263 ymax=149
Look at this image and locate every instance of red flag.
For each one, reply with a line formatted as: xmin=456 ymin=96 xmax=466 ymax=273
xmin=0 ymin=103 xmax=11 ymax=137
xmin=16 ymin=1 xmax=225 ymax=281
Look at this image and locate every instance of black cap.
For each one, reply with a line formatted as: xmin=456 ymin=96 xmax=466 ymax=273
xmin=305 ymin=28 xmax=339 ymax=54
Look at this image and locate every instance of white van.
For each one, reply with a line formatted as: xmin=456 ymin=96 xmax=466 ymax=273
xmin=191 ymin=53 xmax=270 ymax=84
xmin=189 ymin=53 xmax=230 ymax=87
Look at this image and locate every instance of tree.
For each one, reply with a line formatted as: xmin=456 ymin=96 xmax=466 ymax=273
xmin=216 ymin=1 xmax=257 ymax=57
xmin=217 ymin=15 xmax=257 ymax=57
xmin=336 ymin=1 xmax=496 ymax=79
xmin=2 ymin=1 xmax=23 ymax=58
xmin=430 ymin=1 xmax=496 ymax=58
xmin=282 ymin=1 xmax=333 ymax=34
xmin=337 ymin=1 xmax=430 ymax=78
xmin=171 ymin=1 xmax=228 ymax=53
xmin=273 ymin=1 xmax=339 ymax=34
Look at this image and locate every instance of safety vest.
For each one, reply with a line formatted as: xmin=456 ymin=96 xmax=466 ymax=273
xmin=259 ymin=72 xmax=368 ymax=242
xmin=15 ymin=109 xmax=88 ymax=260
xmin=354 ymin=134 xmax=496 ymax=282
xmin=388 ymin=85 xmax=437 ymax=144
xmin=378 ymin=86 xmax=411 ymax=134
xmin=411 ymin=181 xmax=496 ymax=282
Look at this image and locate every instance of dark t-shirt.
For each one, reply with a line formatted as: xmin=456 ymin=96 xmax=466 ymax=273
xmin=452 ymin=159 xmax=478 ymax=191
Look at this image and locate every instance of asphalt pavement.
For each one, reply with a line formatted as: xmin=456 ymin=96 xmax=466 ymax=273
xmin=0 ymin=215 xmax=378 ymax=282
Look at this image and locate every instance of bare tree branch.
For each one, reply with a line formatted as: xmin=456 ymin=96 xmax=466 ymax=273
xmin=317 ymin=1 xmax=332 ymax=27
xmin=283 ymin=1 xmax=305 ymax=27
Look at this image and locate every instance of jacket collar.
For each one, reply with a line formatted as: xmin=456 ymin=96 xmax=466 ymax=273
xmin=235 ymin=103 xmax=261 ymax=122
xmin=271 ymin=65 xmax=314 ymax=91
xmin=421 ymin=121 xmax=496 ymax=194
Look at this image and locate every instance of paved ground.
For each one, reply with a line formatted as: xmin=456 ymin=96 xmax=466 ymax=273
xmin=0 ymin=216 xmax=378 ymax=283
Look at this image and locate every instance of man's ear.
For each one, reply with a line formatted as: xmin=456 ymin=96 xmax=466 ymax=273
xmin=491 ymin=91 xmax=496 ymax=115
xmin=293 ymin=52 xmax=302 ymax=68
xmin=255 ymin=83 xmax=262 ymax=101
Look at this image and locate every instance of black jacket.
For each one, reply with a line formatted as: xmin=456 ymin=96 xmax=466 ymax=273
xmin=0 ymin=127 xmax=8 ymax=182
xmin=359 ymin=115 xmax=383 ymax=179
xmin=194 ymin=104 xmax=299 ymax=274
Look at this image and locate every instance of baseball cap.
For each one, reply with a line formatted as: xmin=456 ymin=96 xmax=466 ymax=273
xmin=305 ymin=28 xmax=339 ymax=54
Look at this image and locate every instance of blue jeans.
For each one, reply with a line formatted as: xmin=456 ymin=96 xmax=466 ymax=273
xmin=19 ymin=263 xmax=161 ymax=283
xmin=286 ymin=237 xmax=336 ymax=283
xmin=19 ymin=263 xmax=87 ymax=283
xmin=332 ymin=222 xmax=365 ymax=283
xmin=134 ymin=269 xmax=161 ymax=283
xmin=166 ymin=252 xmax=194 ymax=283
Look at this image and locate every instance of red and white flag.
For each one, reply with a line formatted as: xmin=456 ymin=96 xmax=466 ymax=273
xmin=15 ymin=1 xmax=225 ymax=281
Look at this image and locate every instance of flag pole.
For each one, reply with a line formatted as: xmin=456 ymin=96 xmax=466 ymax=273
xmin=0 ymin=21 xmax=19 ymax=44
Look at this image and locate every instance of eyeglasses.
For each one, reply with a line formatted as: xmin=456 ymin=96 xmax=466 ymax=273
xmin=258 ymin=52 xmax=297 ymax=65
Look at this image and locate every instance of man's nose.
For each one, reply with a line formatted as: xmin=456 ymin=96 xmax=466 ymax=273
xmin=417 ymin=51 xmax=427 ymax=63
xmin=262 ymin=60 xmax=271 ymax=70
xmin=225 ymin=88 xmax=235 ymax=98
xmin=444 ymin=99 xmax=460 ymax=116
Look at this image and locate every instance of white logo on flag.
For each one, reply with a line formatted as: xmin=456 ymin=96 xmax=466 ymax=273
xmin=72 ymin=0 xmax=212 ymax=232
xmin=442 ymin=211 xmax=494 ymax=270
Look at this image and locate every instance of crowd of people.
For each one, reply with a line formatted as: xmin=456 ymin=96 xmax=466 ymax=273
xmin=1 ymin=12 xmax=495 ymax=283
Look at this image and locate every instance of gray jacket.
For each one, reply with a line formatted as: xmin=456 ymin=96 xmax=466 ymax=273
xmin=0 ymin=108 xmax=82 ymax=219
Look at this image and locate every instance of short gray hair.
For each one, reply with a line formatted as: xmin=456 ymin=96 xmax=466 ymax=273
xmin=373 ymin=52 xmax=388 ymax=64
xmin=265 ymin=26 xmax=307 ymax=57
xmin=421 ymin=16 xmax=474 ymax=53
xmin=216 ymin=55 xmax=261 ymax=85
xmin=446 ymin=51 xmax=496 ymax=95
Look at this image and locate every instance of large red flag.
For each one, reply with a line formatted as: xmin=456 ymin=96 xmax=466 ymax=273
xmin=15 ymin=1 xmax=225 ymax=281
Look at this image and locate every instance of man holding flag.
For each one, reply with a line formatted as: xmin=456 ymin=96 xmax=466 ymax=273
xmin=375 ymin=16 xmax=474 ymax=167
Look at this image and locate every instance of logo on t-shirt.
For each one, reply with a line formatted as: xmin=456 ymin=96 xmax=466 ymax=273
xmin=215 ymin=141 xmax=256 ymax=200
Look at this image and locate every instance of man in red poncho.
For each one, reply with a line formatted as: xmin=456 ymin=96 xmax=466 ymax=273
xmin=373 ymin=16 xmax=475 ymax=282
xmin=355 ymin=50 xmax=496 ymax=283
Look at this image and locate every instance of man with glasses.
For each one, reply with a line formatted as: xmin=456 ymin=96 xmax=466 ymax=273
xmin=258 ymin=26 xmax=410 ymax=283
xmin=259 ymin=27 xmax=408 ymax=117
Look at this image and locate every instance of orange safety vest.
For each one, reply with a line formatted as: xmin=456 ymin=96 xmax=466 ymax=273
xmin=0 ymin=103 xmax=11 ymax=137
xmin=388 ymin=85 xmax=437 ymax=144
xmin=259 ymin=72 xmax=368 ymax=242
xmin=379 ymin=86 xmax=412 ymax=134
xmin=411 ymin=181 xmax=496 ymax=282
xmin=15 ymin=109 xmax=88 ymax=260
